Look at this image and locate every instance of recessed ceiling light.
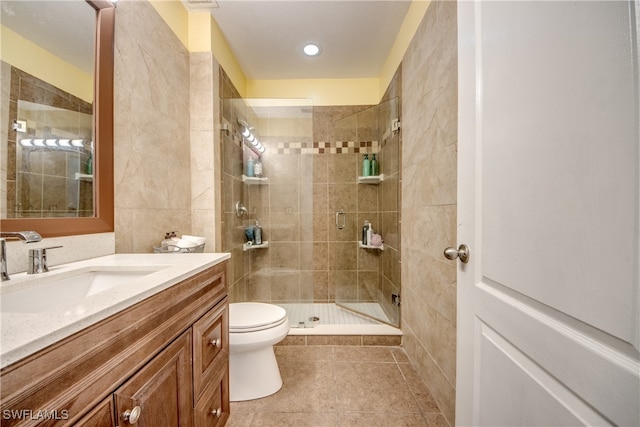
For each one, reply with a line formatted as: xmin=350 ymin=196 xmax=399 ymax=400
xmin=303 ymin=43 xmax=321 ymax=56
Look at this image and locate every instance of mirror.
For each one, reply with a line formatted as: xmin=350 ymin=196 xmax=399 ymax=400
xmin=1 ymin=0 xmax=114 ymax=237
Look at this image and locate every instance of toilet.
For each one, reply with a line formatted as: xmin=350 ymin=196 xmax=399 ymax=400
xmin=228 ymin=302 xmax=290 ymax=401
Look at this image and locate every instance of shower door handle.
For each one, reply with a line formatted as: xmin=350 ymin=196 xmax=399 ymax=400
xmin=335 ymin=211 xmax=346 ymax=230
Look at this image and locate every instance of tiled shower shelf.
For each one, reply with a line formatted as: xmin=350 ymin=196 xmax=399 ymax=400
xmin=359 ymin=242 xmax=384 ymax=250
xmin=357 ymin=174 xmax=384 ymax=184
xmin=243 ymin=241 xmax=269 ymax=251
xmin=242 ymin=175 xmax=269 ymax=184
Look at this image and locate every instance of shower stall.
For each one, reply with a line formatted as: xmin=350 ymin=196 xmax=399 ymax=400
xmin=220 ymin=96 xmax=401 ymax=329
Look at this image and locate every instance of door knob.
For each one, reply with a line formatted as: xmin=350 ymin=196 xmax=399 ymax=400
xmin=444 ymin=244 xmax=470 ymax=263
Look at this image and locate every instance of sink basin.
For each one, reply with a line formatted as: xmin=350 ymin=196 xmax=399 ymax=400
xmin=1 ymin=268 xmax=161 ymax=313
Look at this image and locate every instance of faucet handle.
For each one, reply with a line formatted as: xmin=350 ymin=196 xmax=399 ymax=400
xmin=21 ymin=231 xmax=43 ymax=242
xmin=28 ymin=246 xmax=63 ymax=275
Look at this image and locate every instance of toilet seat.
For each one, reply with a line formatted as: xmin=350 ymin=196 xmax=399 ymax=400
xmin=230 ymin=302 xmax=287 ymax=333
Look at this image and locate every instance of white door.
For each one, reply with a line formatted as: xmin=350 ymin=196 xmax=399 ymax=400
xmin=456 ymin=1 xmax=639 ymax=426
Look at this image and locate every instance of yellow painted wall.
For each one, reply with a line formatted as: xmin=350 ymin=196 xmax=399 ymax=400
xmin=0 ymin=26 xmax=93 ymax=102
xmin=246 ymin=78 xmax=380 ymax=106
xmin=188 ymin=12 xmax=212 ymax=52
xmin=206 ymin=13 xmax=247 ymax=97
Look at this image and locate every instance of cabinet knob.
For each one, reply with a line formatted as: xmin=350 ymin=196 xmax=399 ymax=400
xmin=209 ymin=338 xmax=221 ymax=347
xmin=123 ymin=406 xmax=142 ymax=424
xmin=211 ymin=407 xmax=222 ymax=418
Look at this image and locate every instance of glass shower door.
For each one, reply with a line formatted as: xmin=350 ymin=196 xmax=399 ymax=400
xmin=333 ymin=98 xmax=401 ymax=327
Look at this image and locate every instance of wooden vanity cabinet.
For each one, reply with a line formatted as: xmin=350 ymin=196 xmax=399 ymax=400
xmin=0 ymin=261 xmax=229 ymax=427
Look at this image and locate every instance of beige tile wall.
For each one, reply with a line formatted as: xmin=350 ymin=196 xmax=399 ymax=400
xmin=401 ymin=1 xmax=458 ymax=425
xmin=190 ymin=52 xmax=221 ymax=252
xmin=113 ymin=0 xmax=192 ymax=253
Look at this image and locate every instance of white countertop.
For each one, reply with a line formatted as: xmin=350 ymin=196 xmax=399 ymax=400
xmin=0 ymin=253 xmax=230 ymax=368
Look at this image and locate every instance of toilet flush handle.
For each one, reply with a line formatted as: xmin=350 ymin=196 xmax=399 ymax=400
xmin=210 ymin=338 xmax=221 ymax=348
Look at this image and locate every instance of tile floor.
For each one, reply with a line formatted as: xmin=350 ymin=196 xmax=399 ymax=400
xmin=226 ymin=345 xmax=448 ymax=427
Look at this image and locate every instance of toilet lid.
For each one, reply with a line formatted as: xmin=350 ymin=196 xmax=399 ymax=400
xmin=229 ymin=302 xmax=287 ymax=332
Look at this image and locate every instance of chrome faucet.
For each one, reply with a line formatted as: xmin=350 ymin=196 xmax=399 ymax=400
xmin=0 ymin=231 xmax=43 ymax=281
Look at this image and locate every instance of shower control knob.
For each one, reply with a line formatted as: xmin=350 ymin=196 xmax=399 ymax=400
xmin=444 ymin=244 xmax=470 ymax=263
xmin=210 ymin=338 xmax=221 ymax=348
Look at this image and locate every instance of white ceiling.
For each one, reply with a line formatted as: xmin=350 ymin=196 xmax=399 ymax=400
xmin=190 ymin=0 xmax=412 ymax=80
xmin=2 ymin=0 xmax=412 ymax=82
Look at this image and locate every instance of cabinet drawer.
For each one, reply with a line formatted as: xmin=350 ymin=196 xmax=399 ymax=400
xmin=192 ymin=298 xmax=228 ymax=400
xmin=194 ymin=360 xmax=229 ymax=427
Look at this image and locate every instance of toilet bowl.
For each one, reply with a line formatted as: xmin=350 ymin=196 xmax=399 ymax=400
xmin=229 ymin=302 xmax=290 ymax=401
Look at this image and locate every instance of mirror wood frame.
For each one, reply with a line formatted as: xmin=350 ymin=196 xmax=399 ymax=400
xmin=1 ymin=0 xmax=114 ymax=238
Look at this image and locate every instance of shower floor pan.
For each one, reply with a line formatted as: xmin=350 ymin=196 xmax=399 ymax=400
xmin=277 ymin=303 xmax=401 ymax=337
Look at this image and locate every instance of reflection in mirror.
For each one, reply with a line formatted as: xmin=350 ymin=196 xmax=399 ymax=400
xmin=0 ymin=0 xmax=114 ymax=237
xmin=1 ymin=0 xmax=95 ymax=219
xmin=15 ymin=100 xmax=93 ymax=218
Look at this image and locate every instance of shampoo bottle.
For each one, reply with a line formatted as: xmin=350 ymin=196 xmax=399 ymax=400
xmin=362 ymin=220 xmax=371 ymax=245
xmin=371 ymin=154 xmax=378 ymax=176
xmin=254 ymin=158 xmax=263 ymax=177
xmin=85 ymin=142 xmax=94 ymax=175
xmin=246 ymin=157 xmax=255 ymax=177
xmin=362 ymin=154 xmax=370 ymax=177
xmin=85 ymin=152 xmax=93 ymax=175
xmin=254 ymin=221 xmax=263 ymax=245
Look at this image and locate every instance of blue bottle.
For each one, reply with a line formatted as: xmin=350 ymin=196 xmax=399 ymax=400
xmin=246 ymin=157 xmax=255 ymax=177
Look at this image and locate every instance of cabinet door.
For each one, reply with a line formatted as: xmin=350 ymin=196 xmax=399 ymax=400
xmin=74 ymin=397 xmax=116 ymax=427
xmin=114 ymin=331 xmax=193 ymax=427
